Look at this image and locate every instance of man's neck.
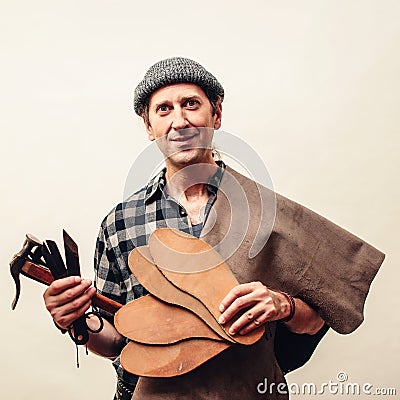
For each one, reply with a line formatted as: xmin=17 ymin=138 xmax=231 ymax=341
xmin=165 ymin=160 xmax=219 ymax=224
xmin=165 ymin=159 xmax=218 ymax=199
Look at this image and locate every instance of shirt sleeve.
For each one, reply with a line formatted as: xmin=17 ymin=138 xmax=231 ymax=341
xmin=94 ymin=218 xmax=127 ymax=322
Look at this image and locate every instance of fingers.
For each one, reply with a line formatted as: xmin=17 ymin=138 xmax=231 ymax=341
xmin=43 ymin=276 xmax=96 ymax=329
xmin=219 ymin=282 xmax=259 ymax=313
xmin=218 ymin=282 xmax=285 ymax=336
xmin=227 ymin=303 xmax=267 ymax=336
xmin=44 ymin=276 xmax=83 ymax=297
xmin=54 ymin=298 xmax=93 ymax=329
xmin=50 ymin=287 xmax=96 ymax=329
xmin=53 ymin=284 xmax=96 ymax=315
xmin=218 ymin=291 xmax=257 ymax=325
xmin=44 ymin=277 xmax=93 ymax=305
xmin=218 ymin=282 xmax=268 ymax=324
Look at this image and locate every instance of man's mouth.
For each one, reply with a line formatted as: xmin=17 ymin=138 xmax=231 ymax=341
xmin=170 ymin=131 xmax=199 ymax=150
xmin=171 ymin=134 xmax=197 ymax=142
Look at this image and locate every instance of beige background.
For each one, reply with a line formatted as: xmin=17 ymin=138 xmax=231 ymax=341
xmin=1 ymin=1 xmax=399 ymax=398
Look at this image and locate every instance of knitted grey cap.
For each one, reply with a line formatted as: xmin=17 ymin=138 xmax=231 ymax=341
xmin=134 ymin=57 xmax=224 ymax=116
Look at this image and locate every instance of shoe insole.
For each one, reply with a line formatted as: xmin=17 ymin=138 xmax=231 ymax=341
xmin=120 ymin=338 xmax=231 ymax=378
xmin=115 ymin=294 xmax=224 ymax=344
xmin=148 ymin=229 xmax=265 ymax=345
xmin=128 ymin=246 xmax=234 ymax=343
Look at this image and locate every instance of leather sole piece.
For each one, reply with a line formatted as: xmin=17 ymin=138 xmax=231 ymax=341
xmin=148 ymin=228 xmax=265 ymax=345
xmin=128 ymin=246 xmax=234 ymax=342
xmin=120 ymin=229 xmax=265 ymax=377
xmin=115 ymin=294 xmax=224 ymax=344
xmin=120 ymin=338 xmax=231 ymax=378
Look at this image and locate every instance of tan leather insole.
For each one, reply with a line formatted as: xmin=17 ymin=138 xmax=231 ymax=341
xmin=128 ymin=246 xmax=234 ymax=343
xmin=148 ymin=228 xmax=224 ymax=273
xmin=114 ymin=294 xmax=223 ymax=344
xmin=149 ymin=229 xmax=265 ymax=345
xmin=120 ymin=338 xmax=231 ymax=378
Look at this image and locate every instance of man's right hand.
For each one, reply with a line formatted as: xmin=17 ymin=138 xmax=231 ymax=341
xmin=43 ymin=276 xmax=96 ymax=330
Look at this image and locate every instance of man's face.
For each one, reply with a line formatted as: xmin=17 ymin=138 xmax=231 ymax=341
xmin=144 ymin=83 xmax=222 ymax=168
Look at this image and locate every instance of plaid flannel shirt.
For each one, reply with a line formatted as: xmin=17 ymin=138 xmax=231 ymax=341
xmin=94 ymin=162 xmax=225 ymax=385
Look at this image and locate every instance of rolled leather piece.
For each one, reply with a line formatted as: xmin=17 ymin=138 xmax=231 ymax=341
xmin=120 ymin=338 xmax=231 ymax=378
xmin=148 ymin=228 xmax=265 ymax=346
xmin=128 ymin=246 xmax=234 ymax=343
xmin=114 ymin=294 xmax=224 ymax=344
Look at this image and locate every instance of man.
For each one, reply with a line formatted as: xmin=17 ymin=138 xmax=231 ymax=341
xmin=44 ymin=57 xmax=384 ymax=399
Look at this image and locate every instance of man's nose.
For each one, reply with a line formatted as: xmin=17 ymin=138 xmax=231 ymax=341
xmin=171 ymin=109 xmax=189 ymax=131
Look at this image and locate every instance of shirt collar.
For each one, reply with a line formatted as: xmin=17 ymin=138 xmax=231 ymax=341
xmin=144 ymin=160 xmax=226 ymax=204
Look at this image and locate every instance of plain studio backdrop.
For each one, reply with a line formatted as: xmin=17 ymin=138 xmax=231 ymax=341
xmin=1 ymin=1 xmax=399 ymax=399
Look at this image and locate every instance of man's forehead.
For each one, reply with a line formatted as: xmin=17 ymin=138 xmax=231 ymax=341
xmin=148 ymin=83 xmax=207 ymax=105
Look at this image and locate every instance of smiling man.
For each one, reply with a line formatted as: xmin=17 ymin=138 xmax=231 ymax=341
xmin=145 ymin=83 xmax=220 ymax=167
xmin=43 ymin=57 xmax=384 ymax=400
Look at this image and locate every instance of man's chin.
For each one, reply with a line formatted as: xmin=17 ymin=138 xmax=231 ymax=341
xmin=167 ymin=148 xmax=210 ymax=167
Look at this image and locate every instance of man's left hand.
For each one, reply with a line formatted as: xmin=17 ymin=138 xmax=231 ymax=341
xmin=218 ymin=281 xmax=325 ymax=335
xmin=218 ymin=281 xmax=291 ymax=336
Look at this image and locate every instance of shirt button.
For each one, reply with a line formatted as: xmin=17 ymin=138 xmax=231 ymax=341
xmin=179 ymin=208 xmax=186 ymax=216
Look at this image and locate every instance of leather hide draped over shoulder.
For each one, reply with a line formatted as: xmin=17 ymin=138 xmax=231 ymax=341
xmin=203 ymin=166 xmax=385 ymax=334
xmin=131 ymin=166 xmax=384 ymax=399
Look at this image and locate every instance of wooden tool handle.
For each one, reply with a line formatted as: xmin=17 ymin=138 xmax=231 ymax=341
xmin=21 ymin=260 xmax=122 ymax=315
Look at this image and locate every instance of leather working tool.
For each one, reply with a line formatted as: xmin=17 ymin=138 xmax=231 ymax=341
xmin=40 ymin=230 xmax=104 ymax=345
xmin=10 ymin=232 xmax=122 ymax=336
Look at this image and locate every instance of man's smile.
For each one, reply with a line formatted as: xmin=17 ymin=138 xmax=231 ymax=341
xmin=169 ymin=132 xmax=199 ymax=148
xmin=169 ymin=129 xmax=199 ymax=142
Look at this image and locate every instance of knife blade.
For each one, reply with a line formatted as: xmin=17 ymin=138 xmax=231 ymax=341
xmin=63 ymin=230 xmax=89 ymax=346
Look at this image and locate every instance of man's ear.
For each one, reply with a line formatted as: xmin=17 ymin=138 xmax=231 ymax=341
xmin=143 ymin=117 xmax=155 ymax=141
xmin=213 ymin=101 xmax=222 ymax=130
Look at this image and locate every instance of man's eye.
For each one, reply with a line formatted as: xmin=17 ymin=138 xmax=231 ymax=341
xmin=186 ymin=100 xmax=198 ymax=108
xmin=157 ymin=105 xmax=169 ymax=113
